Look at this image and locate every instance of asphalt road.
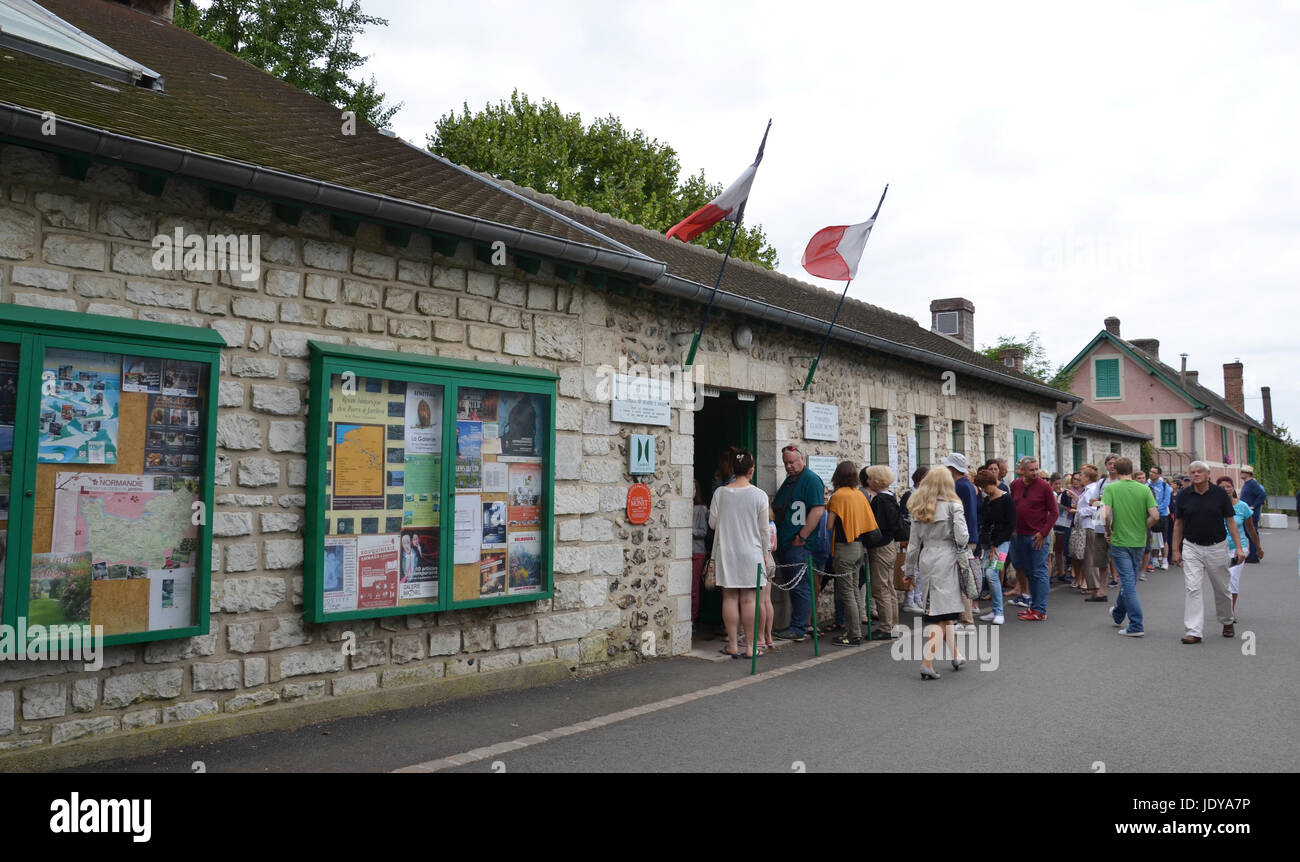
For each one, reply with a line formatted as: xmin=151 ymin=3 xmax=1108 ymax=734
xmin=80 ymin=522 xmax=1300 ymax=773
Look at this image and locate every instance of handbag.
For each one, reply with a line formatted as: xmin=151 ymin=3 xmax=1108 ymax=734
xmin=948 ymin=505 xmax=982 ymax=600
xmin=892 ymin=549 xmax=912 ymax=591
xmin=1069 ymin=523 xmax=1087 ymax=560
xmin=703 ymin=528 xmax=719 ymax=590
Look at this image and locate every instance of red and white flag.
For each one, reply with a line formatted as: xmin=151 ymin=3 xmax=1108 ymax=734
xmin=666 ymin=122 xmax=770 ymax=243
xmin=801 ymin=185 xmax=889 ymax=281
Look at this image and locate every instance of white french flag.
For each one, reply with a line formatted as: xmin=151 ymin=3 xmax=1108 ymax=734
xmin=666 ymin=121 xmax=770 ymax=244
xmin=801 ymin=185 xmax=889 ymax=282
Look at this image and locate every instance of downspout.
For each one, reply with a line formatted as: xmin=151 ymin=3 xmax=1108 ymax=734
xmin=1189 ymin=408 xmax=1213 ymax=462
xmin=1057 ymin=400 xmax=1081 ymax=473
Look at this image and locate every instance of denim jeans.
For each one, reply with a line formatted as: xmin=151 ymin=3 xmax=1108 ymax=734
xmin=1011 ymin=534 xmax=1050 ymax=613
xmin=778 ymin=545 xmax=811 ymax=635
xmin=1110 ymin=546 xmax=1144 ymax=633
xmin=983 ymin=541 xmax=1009 ymax=617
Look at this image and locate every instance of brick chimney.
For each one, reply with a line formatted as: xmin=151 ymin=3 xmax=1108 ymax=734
xmin=998 ymin=347 xmax=1024 ymax=373
xmin=1223 ymin=361 xmax=1244 ymax=413
xmin=1185 ymin=370 xmax=1199 ymax=386
xmin=1130 ymin=338 xmax=1159 ymax=359
xmin=1104 ymin=316 xmax=1121 ymax=337
xmin=930 ymin=298 xmax=975 ymax=350
xmin=1262 ymin=386 xmax=1274 ymax=432
xmin=109 ymin=0 xmax=175 ymax=21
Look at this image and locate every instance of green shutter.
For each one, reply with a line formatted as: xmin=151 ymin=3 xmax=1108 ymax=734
xmin=1220 ymin=425 xmax=1229 ymax=462
xmin=1095 ymin=358 xmax=1120 ymax=398
xmin=1160 ymin=419 xmax=1177 ymax=447
xmin=1072 ymin=438 xmax=1085 ymax=471
xmin=869 ymin=415 xmax=879 ymax=465
xmin=1014 ymin=429 xmax=1035 ymax=464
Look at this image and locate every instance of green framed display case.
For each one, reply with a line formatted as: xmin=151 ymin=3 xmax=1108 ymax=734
xmin=303 ymin=342 xmax=556 ymax=623
xmin=0 ymin=304 xmax=222 ymax=655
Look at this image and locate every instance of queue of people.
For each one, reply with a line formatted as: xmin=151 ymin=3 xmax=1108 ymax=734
xmin=694 ymin=444 xmax=1268 ymax=675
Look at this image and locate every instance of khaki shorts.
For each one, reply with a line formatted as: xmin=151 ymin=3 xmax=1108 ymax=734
xmin=1092 ymin=531 xmax=1111 ymax=567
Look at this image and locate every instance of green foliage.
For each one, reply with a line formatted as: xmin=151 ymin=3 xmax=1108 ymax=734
xmin=1140 ymin=441 xmax=1155 ymax=473
xmin=57 ymin=575 xmax=92 ymax=624
xmin=979 ymin=332 xmax=1075 ymax=391
xmin=1251 ymin=425 xmax=1300 ymax=496
xmin=428 ymin=91 xmax=778 ymax=269
xmin=177 ymin=0 xmax=401 ymax=127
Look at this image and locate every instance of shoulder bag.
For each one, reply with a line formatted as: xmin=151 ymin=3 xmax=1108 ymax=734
xmin=948 ymin=504 xmax=982 ymax=600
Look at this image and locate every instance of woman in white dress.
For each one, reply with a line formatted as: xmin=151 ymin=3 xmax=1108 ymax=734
xmin=708 ymin=450 xmax=770 ymax=659
xmin=904 ymin=467 xmax=970 ymax=679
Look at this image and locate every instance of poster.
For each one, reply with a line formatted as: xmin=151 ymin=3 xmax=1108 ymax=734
xmin=507 ymin=531 xmax=542 ymax=594
xmin=144 ymin=393 xmax=202 ymax=474
xmin=457 ymin=388 xmax=499 ymax=422
xmin=332 ymin=423 xmax=385 ymax=509
xmin=455 ymin=421 xmax=482 ymax=491
xmin=508 ymin=463 xmax=541 ymax=526
xmin=329 ymin=375 xmax=392 ymax=424
xmin=398 ymin=526 xmax=438 ymax=601
xmin=482 ymin=460 xmax=508 ymax=493
xmin=356 ymin=534 xmax=399 ymax=609
xmin=29 ymin=551 xmax=93 ymax=625
xmin=122 ymin=356 xmax=162 ymax=393
xmin=323 ymin=536 xmax=359 ymax=612
xmin=497 ymin=391 xmax=544 ymax=459
xmin=38 ymin=350 xmax=120 ymax=464
xmin=805 ymin=455 xmax=837 ymax=490
xmin=482 ymin=501 xmax=507 ymax=548
xmin=454 ymin=494 xmax=481 ymax=564
xmin=148 ymin=568 xmax=193 ymax=630
xmin=161 ymin=360 xmax=201 ymax=398
xmin=887 ymin=433 xmax=899 ymax=482
xmin=480 ymin=551 xmax=506 ymax=597
xmin=51 ymin=473 xmax=201 ymax=590
xmin=0 ymin=356 xmax=17 ymax=425
xmin=404 ymin=383 xmax=442 ymax=455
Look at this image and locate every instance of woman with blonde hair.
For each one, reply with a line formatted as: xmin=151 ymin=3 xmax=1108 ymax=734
xmin=904 ymin=467 xmax=970 ymax=679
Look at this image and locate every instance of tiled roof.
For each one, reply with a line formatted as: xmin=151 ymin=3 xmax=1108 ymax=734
xmin=1058 ymin=403 xmax=1150 ymax=440
xmin=0 ymin=0 xmax=630 ymax=253
xmin=498 ymin=181 xmax=1070 ymax=397
xmin=1122 ymin=340 xmax=1267 ymax=433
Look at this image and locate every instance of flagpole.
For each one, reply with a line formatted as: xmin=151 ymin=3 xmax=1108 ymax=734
xmin=683 ymin=120 xmax=771 ymax=369
xmin=684 ymin=219 xmax=740 ymax=368
xmin=801 ymin=184 xmax=889 ymax=391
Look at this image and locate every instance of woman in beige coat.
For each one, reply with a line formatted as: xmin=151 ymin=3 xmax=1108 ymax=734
xmin=904 ymin=468 xmax=969 ymax=679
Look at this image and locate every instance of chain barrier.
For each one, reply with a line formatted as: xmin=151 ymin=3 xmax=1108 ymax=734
xmin=765 ymin=560 xmax=857 ymax=592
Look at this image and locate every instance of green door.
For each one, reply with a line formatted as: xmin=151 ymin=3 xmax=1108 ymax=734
xmin=1014 ymin=429 xmax=1035 ymax=466
xmin=694 ymin=393 xmax=758 ymax=628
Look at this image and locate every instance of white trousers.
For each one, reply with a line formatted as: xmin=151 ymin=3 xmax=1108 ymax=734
xmin=1182 ymin=540 xmax=1236 ymax=637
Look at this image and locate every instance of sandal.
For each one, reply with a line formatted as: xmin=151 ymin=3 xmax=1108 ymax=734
xmin=720 ymin=647 xmax=742 ymax=658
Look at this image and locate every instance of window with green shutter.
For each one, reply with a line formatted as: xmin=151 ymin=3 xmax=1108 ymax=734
xmin=1220 ymin=425 xmax=1229 ymax=462
xmin=1013 ymin=429 xmax=1035 ymax=465
xmin=869 ymin=409 xmax=888 ymax=466
xmin=1160 ymin=419 xmax=1177 ymax=448
xmin=1110 ymin=442 xmax=1122 ymax=455
xmin=1094 ymin=358 xmax=1120 ymax=399
xmin=915 ymin=415 xmax=930 ymax=469
xmin=1072 ymin=438 xmax=1086 ymax=471
xmin=983 ymin=424 xmax=994 ymax=462
xmin=952 ymin=420 xmax=965 ymax=455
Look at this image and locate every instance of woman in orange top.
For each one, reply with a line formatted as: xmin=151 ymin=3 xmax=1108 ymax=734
xmin=825 ymin=461 xmax=878 ymax=645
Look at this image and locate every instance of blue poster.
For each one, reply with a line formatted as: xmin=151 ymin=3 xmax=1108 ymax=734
xmin=38 ymin=350 xmax=121 ymax=464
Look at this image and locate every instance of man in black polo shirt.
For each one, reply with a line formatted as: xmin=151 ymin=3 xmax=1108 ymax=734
xmin=1170 ymin=461 xmax=1246 ymax=644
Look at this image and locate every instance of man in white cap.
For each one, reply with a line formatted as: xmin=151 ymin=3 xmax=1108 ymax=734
xmin=1238 ymin=465 xmax=1266 ymax=563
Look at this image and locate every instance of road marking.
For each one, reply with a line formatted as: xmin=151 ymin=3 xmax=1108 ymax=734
xmin=393 ymin=640 xmax=888 ymax=772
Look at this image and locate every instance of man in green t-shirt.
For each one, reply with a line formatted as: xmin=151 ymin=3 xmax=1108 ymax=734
xmin=1101 ymin=457 xmax=1159 ymax=637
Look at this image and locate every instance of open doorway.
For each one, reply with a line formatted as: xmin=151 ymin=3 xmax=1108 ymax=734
xmin=692 ymin=392 xmax=757 ymax=630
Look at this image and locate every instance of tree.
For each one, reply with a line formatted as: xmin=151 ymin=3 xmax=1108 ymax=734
xmin=428 ymin=91 xmax=778 ymax=268
xmin=979 ymin=332 xmax=1075 ymax=391
xmin=177 ymin=0 xmax=401 ymax=127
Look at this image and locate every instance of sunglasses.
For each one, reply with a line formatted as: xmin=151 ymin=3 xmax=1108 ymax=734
xmin=781 ymin=445 xmax=801 ymax=455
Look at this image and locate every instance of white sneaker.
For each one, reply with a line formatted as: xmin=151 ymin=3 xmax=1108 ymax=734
xmin=902 ymin=605 xmax=925 ymax=614
xmin=979 ymin=612 xmax=1005 ymax=625
xmin=1117 ymin=626 xmax=1145 ymax=637
xmin=1160 ymin=559 xmax=1168 ymax=570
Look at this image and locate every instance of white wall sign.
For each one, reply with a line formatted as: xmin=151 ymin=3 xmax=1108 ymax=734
xmin=611 ymin=373 xmax=672 ymax=426
xmin=804 ymin=402 xmax=839 ymax=441
xmin=629 ymin=434 xmax=655 ymax=474
xmin=806 ymin=455 xmax=838 ymax=489
xmin=887 ymin=433 xmax=899 ymax=481
xmin=1039 ymin=411 xmax=1058 ymax=474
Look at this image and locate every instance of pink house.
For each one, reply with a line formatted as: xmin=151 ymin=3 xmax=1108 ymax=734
xmin=1061 ymin=317 xmax=1273 ymax=485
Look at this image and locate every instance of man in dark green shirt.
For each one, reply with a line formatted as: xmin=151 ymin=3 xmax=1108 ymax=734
xmin=772 ymin=445 xmax=825 ymax=641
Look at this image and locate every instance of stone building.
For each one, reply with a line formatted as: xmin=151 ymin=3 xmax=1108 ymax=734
xmin=1058 ymin=404 xmax=1149 ymax=474
xmin=0 ymin=0 xmax=1082 ymax=767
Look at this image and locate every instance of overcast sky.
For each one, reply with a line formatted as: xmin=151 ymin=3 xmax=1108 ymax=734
xmin=356 ymin=0 xmax=1299 ymax=437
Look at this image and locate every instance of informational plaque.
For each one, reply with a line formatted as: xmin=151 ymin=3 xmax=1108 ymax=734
xmin=804 ymin=402 xmax=839 ymax=441
xmin=611 ymin=374 xmax=672 ymax=427
xmin=806 ymin=455 xmax=838 ymax=489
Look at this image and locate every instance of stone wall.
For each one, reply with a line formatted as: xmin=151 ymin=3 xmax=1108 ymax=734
xmin=0 ymin=142 xmax=1070 ymax=761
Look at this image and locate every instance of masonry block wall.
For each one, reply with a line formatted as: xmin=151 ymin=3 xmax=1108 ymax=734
xmin=0 ymin=143 xmax=1067 ymax=758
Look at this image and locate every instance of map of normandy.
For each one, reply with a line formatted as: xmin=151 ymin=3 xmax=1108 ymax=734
xmin=77 ymin=491 xmax=196 ymax=567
